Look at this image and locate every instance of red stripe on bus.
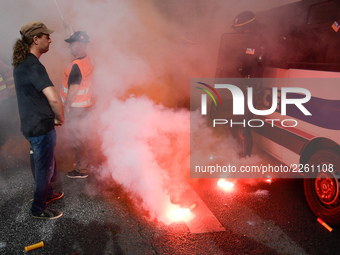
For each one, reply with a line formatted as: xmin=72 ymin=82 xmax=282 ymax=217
xmin=265 ymin=120 xmax=315 ymax=140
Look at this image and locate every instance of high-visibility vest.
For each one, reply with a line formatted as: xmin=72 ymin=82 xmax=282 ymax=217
xmin=4 ymin=69 xmax=15 ymax=97
xmin=0 ymin=74 xmax=8 ymax=102
xmin=60 ymin=56 xmax=93 ymax=107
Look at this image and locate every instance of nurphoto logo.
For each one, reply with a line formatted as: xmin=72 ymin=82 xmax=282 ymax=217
xmin=196 ymin=80 xmax=312 ymax=128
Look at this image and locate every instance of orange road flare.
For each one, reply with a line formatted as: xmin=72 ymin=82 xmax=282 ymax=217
xmin=317 ymin=218 xmax=333 ymax=232
xmin=264 ymin=178 xmax=272 ymax=184
xmin=25 ymin=241 xmax=44 ymax=252
xmin=217 ymin=179 xmax=235 ymax=190
xmin=170 ymin=207 xmax=191 ymax=221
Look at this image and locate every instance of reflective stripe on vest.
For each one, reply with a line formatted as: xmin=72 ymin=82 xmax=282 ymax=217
xmin=60 ymin=91 xmax=91 ymax=107
xmin=0 ymin=75 xmax=8 ymax=101
xmin=4 ymin=70 xmax=15 ymax=96
xmin=70 ymin=99 xmax=91 ymax=107
xmin=61 ymin=86 xmax=90 ymax=95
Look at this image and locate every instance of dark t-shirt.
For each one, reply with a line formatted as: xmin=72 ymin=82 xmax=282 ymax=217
xmin=68 ymin=63 xmax=82 ymax=88
xmin=14 ymin=53 xmax=55 ymax=137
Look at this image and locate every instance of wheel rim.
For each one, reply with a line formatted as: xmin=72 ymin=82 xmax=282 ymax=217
xmin=314 ymin=171 xmax=340 ymax=206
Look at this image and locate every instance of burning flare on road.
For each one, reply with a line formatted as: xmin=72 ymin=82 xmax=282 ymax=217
xmin=166 ymin=203 xmax=194 ymax=222
xmin=217 ymin=179 xmax=235 ymax=191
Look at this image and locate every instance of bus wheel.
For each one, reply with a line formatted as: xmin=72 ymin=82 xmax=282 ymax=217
xmin=304 ymin=149 xmax=340 ymax=225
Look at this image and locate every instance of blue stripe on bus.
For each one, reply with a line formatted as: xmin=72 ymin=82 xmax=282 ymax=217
xmin=283 ymin=94 xmax=340 ymax=130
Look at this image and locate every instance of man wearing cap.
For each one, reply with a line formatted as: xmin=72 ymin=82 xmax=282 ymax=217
xmin=12 ymin=21 xmax=65 ymax=219
xmin=60 ymin=31 xmax=93 ymax=178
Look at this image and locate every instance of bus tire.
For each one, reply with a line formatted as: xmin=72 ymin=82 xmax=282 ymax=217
xmin=304 ymin=149 xmax=340 ymax=225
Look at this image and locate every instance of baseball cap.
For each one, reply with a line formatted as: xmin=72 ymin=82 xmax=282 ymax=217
xmin=65 ymin=31 xmax=89 ymax=43
xmin=20 ymin=21 xmax=54 ymax=37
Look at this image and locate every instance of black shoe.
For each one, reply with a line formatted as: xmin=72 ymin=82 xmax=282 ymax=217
xmin=47 ymin=191 xmax=64 ymax=204
xmin=32 ymin=208 xmax=63 ymax=219
xmin=66 ymin=170 xmax=88 ymax=179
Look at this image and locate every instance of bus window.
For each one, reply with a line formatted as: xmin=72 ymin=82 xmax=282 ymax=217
xmin=307 ymin=1 xmax=340 ymax=26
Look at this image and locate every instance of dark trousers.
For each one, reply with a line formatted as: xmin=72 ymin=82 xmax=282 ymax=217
xmin=25 ymin=129 xmax=57 ymax=214
xmin=66 ymin=107 xmax=90 ymax=171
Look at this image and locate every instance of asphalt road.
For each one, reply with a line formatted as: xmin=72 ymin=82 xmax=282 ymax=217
xmin=1 ymin=141 xmax=340 ymax=254
xmin=1 ymin=99 xmax=340 ymax=255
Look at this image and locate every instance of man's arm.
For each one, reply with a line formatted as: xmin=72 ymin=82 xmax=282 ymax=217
xmin=64 ymin=84 xmax=80 ymax=113
xmin=42 ymin=86 xmax=65 ymax=126
xmin=64 ymin=64 xmax=82 ymax=112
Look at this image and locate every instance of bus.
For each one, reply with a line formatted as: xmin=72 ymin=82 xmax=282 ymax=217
xmin=215 ymin=0 xmax=340 ymax=224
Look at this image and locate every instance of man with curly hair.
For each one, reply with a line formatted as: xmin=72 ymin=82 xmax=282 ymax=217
xmin=13 ymin=21 xmax=65 ymax=219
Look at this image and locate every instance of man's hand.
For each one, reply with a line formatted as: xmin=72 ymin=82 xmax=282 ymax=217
xmin=54 ymin=118 xmax=64 ymax=127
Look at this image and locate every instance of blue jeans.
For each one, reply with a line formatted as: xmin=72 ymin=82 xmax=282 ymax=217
xmin=25 ymin=129 xmax=57 ymax=214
